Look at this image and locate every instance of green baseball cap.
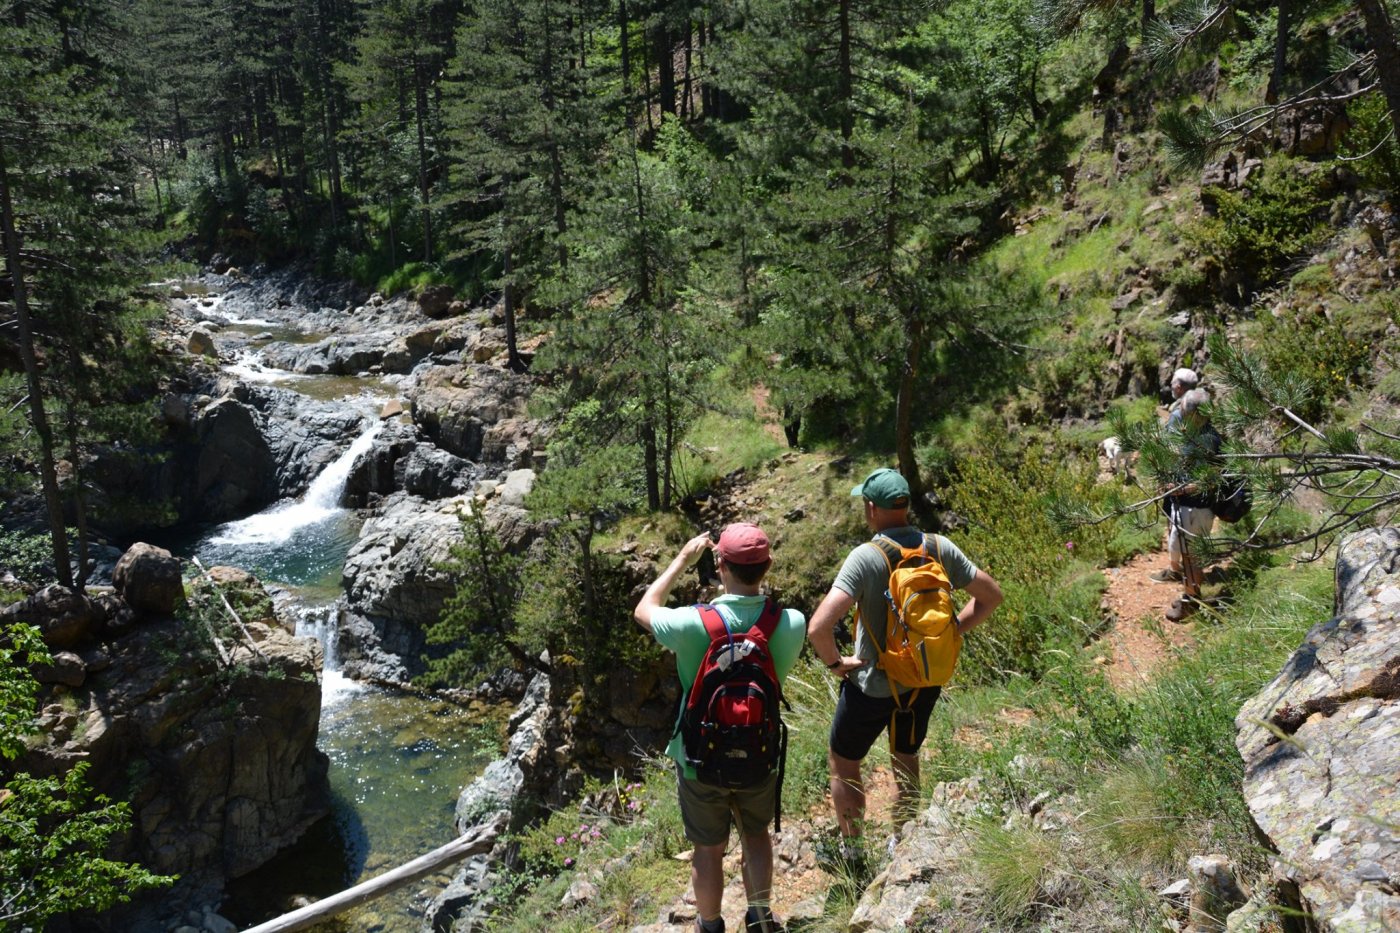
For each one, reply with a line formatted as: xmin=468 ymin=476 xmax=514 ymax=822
xmin=850 ymin=468 xmax=911 ymax=508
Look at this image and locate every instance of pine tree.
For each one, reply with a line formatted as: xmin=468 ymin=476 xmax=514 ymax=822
xmin=537 ymin=122 xmax=714 ymax=511
xmin=441 ymin=0 xmax=606 ymax=364
xmin=0 ymin=5 xmax=152 ymax=589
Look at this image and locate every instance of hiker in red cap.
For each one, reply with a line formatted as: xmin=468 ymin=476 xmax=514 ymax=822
xmin=807 ymin=468 xmax=1002 ymax=878
xmin=634 ymin=523 xmax=806 ymax=933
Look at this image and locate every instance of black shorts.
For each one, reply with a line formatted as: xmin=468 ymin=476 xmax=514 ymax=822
xmin=829 ymin=679 xmax=941 ymax=760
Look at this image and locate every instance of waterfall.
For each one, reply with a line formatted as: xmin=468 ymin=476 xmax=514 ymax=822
xmin=207 ymin=418 xmax=383 ymax=547
xmin=294 ymin=602 xmax=362 ymax=705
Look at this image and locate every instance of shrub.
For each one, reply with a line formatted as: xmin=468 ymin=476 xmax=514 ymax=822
xmin=946 ymin=450 xmax=1111 ymax=683
xmin=0 ymin=526 xmax=54 ymax=583
xmin=1189 ymin=157 xmax=1330 ymax=293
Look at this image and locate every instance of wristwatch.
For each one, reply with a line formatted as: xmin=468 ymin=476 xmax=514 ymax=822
xmin=827 ymin=659 xmax=843 ymax=670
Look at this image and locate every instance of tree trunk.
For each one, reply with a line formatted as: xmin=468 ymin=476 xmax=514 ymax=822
xmin=63 ymin=351 xmax=90 ymax=593
xmin=413 ymin=58 xmax=433 ymax=263
xmin=654 ymin=21 xmax=675 ymax=117
xmin=0 ymin=143 xmax=74 ymax=589
xmin=503 ymin=243 xmax=526 ymax=373
xmin=1355 ymin=0 xmax=1400 ymax=149
xmin=1142 ymin=0 xmax=1156 ymax=33
xmin=619 ymin=0 xmax=631 ymax=102
xmin=895 ymin=314 xmax=927 ymax=522
xmin=837 ymin=0 xmax=854 ymax=172
xmin=1266 ymin=0 xmax=1289 ymax=105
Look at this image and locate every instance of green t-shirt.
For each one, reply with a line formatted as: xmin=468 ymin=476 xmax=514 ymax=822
xmin=650 ymin=594 xmax=807 ymax=779
xmin=832 ymin=528 xmax=979 ymax=698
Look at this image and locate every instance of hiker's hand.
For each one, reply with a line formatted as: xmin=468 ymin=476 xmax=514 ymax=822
xmin=677 ymin=534 xmax=715 ymax=567
xmin=829 ymin=656 xmax=866 ymax=679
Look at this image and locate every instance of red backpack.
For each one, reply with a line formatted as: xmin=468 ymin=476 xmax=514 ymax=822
xmin=677 ymin=600 xmax=789 ymax=827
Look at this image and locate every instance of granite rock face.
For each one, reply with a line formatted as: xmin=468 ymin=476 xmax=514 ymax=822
xmin=12 ymin=568 xmax=328 ymax=922
xmin=1236 ymin=527 xmax=1400 ymax=932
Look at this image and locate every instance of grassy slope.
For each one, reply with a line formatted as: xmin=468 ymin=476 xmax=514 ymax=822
xmin=484 ymin=21 xmax=1400 ymax=932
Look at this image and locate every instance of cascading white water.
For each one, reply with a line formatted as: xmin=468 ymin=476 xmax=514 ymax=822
xmin=207 ymin=418 xmax=384 ymax=547
xmin=294 ymin=602 xmax=362 ymax=704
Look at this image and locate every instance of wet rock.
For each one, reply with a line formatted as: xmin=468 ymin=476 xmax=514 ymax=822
xmin=234 ymin=385 xmax=365 ymax=497
xmin=341 ymin=492 xmax=466 ymax=667
xmin=341 ymin=417 xmax=418 ymax=508
xmin=188 ymin=327 xmax=218 ymax=357
xmin=113 ymin=543 xmax=186 ymax=615
xmin=1237 ymin=527 xmax=1400 ymax=931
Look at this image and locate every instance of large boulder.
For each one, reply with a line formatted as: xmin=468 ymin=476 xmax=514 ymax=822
xmin=0 ymin=583 xmax=106 ymax=649
xmin=233 ymin=384 xmax=368 ymax=497
xmin=409 ymin=364 xmax=537 ymax=462
xmin=339 ymin=492 xmax=467 ymax=676
xmin=417 ymin=284 xmax=456 ymax=319
xmin=112 ymin=543 xmax=186 ymax=615
xmin=1236 ymin=527 xmax=1400 ymax=931
xmin=191 ymin=398 xmax=279 ymax=518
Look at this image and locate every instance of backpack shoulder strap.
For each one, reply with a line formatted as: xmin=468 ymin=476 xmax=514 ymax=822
xmin=925 ymin=533 xmax=944 ymax=564
xmin=696 ymin=604 xmax=730 ymax=643
xmin=753 ymin=597 xmax=783 ymax=639
xmin=868 ymin=536 xmax=901 ymax=571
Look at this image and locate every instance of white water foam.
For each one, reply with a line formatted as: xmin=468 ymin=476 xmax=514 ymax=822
xmin=294 ymin=602 xmax=365 ymax=705
xmin=225 ymin=350 xmax=298 ymax=384
xmin=207 ymin=418 xmax=384 ymax=547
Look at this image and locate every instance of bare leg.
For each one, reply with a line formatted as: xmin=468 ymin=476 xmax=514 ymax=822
xmin=829 ymin=748 xmax=865 ymax=839
xmin=891 ymin=749 xmax=921 ymax=826
xmin=739 ymin=830 xmax=773 ymax=909
xmin=692 ymin=842 xmax=726 ymax=924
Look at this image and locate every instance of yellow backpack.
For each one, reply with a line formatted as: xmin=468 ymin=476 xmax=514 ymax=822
xmin=858 ymin=534 xmax=961 ymax=690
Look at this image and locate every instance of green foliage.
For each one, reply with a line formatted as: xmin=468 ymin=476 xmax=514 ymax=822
xmin=0 ymin=525 xmax=54 ymax=584
xmin=420 ymin=505 xmax=524 ymax=690
xmin=1188 ymin=158 xmax=1331 ymax=292
xmin=0 ymin=624 xmax=174 ymax=924
xmin=1253 ymin=310 xmax=1372 ymax=419
xmin=1339 ymin=92 xmax=1400 ymax=194
xmin=946 ymin=449 xmax=1111 ymax=683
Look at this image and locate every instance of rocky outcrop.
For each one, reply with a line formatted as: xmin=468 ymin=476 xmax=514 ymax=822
xmin=339 ymin=492 xmax=469 ymax=680
xmin=410 ymin=363 xmax=539 ymax=466
xmin=427 ymin=671 xmax=567 ymax=932
xmin=88 ymin=395 xmax=280 ymax=530
xmin=232 ymin=383 xmax=368 ymax=496
xmin=9 ymin=555 xmax=328 ymax=928
xmin=0 ymin=583 xmax=107 ymax=649
xmin=1236 ymin=527 xmax=1400 ymax=932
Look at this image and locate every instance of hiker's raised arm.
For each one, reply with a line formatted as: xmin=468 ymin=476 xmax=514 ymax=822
xmin=806 ymin=586 xmax=864 ymax=677
xmin=633 ymin=534 xmax=714 ymax=633
xmin=955 ymin=570 xmax=1002 ymax=636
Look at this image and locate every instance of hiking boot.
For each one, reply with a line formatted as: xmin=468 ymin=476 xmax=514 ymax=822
xmin=1165 ymin=597 xmax=1198 ymax=622
xmin=1149 ymin=568 xmax=1183 ymax=584
xmin=745 ymin=905 xmax=785 ymax=933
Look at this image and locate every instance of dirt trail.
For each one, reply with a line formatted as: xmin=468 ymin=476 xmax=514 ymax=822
xmin=657 ymin=768 xmax=902 ymax=929
xmin=1099 ymin=549 xmax=1198 ymax=691
xmin=750 ymin=384 xmax=789 ymax=446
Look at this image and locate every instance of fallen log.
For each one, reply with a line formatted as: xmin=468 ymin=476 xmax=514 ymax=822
xmin=240 ymin=813 xmax=506 ymax=933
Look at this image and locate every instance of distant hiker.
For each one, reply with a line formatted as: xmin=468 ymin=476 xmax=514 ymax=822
xmin=806 ymin=468 xmax=1002 ymax=874
xmin=1165 ymin=367 xmax=1199 ymax=427
xmin=634 ymin=523 xmax=806 ymax=933
xmin=1151 ymin=366 xmax=1201 ymax=583
xmin=1160 ymin=389 xmax=1221 ymax=622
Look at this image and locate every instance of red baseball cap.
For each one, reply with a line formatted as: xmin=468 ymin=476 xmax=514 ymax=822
xmin=717 ymin=523 xmax=770 ymax=565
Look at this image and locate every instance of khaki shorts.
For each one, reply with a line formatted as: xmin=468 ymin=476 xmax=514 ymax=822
xmin=1167 ymin=503 xmax=1215 ymax=560
xmin=676 ymin=766 xmax=778 ymax=846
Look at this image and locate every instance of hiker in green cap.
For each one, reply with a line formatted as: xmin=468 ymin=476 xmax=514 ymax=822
xmin=807 ymin=468 xmax=1002 ymax=874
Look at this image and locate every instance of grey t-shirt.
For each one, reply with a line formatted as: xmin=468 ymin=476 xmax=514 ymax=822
xmin=832 ymin=527 xmax=978 ymax=698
